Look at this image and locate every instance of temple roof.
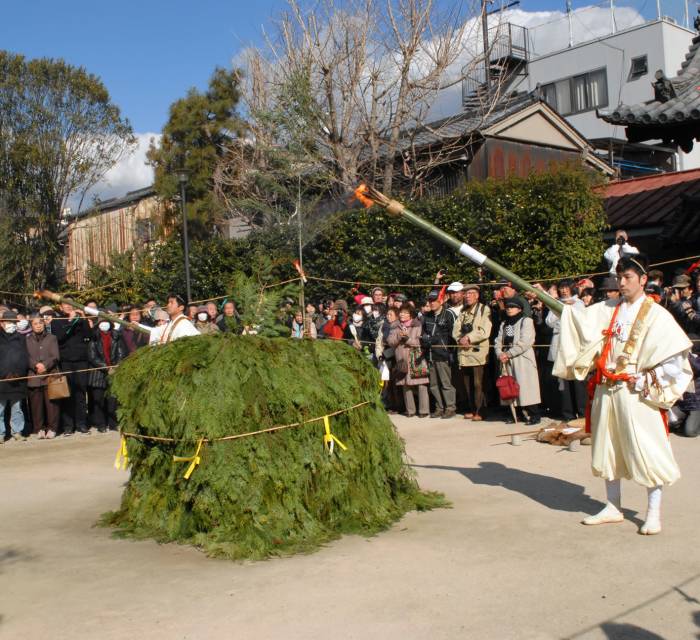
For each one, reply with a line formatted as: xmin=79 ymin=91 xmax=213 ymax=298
xmin=599 ymin=20 xmax=700 ymax=152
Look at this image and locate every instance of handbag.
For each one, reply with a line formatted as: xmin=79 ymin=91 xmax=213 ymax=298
xmin=409 ymin=348 xmax=429 ymax=378
xmin=496 ymin=362 xmax=520 ymax=401
xmin=47 ymin=373 xmax=71 ymax=400
xmin=496 ymin=375 xmax=519 ymax=401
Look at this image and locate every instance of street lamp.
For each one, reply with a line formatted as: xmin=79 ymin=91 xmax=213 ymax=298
xmin=177 ymin=169 xmax=192 ymax=304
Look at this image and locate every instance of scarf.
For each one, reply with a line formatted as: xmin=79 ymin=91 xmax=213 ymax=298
xmin=502 ymin=313 xmax=522 ymax=349
xmin=100 ymin=331 xmax=113 ymax=366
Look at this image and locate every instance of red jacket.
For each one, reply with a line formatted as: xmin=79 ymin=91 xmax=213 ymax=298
xmin=322 ymin=318 xmax=347 ymax=340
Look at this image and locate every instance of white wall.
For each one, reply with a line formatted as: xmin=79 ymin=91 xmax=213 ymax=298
xmin=508 ymin=20 xmax=691 ymax=135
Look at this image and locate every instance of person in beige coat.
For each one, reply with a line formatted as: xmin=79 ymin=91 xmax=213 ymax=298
xmin=452 ymin=285 xmax=492 ymax=421
xmin=495 ymin=298 xmax=542 ymax=425
xmin=388 ymin=305 xmax=430 ymax=418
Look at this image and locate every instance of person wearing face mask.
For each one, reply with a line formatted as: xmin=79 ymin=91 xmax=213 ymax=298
xmin=0 ymin=311 xmax=29 ymax=443
xmin=194 ymin=306 xmax=221 ymax=335
xmin=360 ymin=296 xmax=382 ymax=360
xmin=87 ymin=320 xmax=127 ymax=433
xmin=26 ymin=315 xmax=60 ymax=439
xmin=344 ymin=306 xmax=368 ymax=352
xmin=16 ymin=314 xmax=31 ymax=337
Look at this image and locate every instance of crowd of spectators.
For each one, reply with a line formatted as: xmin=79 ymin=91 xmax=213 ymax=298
xmin=1 ymin=251 xmax=699 ymax=443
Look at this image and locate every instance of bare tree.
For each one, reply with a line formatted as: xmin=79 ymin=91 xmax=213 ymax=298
xmin=215 ymin=0 xmax=515 ymax=225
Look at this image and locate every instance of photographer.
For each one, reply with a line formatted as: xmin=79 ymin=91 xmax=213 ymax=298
xmin=421 ymin=290 xmax=456 ymax=419
xmin=668 ymin=274 xmax=700 ymax=337
xmin=604 ymin=229 xmax=639 ymax=274
xmin=452 ymin=285 xmax=491 ymax=421
xmin=321 ymin=299 xmax=348 ymax=340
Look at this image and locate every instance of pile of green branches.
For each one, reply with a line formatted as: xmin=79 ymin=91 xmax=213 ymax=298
xmin=102 ymin=335 xmax=446 ymax=560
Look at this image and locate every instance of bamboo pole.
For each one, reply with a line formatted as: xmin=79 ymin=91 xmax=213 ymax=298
xmin=353 ymin=185 xmax=564 ymax=315
xmin=33 ymin=290 xmax=152 ymax=335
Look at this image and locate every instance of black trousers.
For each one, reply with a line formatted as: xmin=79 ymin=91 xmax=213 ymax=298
xmin=60 ymin=361 xmax=88 ymax=433
xmin=559 ymin=379 xmax=587 ymax=421
xmin=89 ymin=388 xmax=117 ymax=430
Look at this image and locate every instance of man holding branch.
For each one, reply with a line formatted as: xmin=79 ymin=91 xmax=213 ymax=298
xmin=554 ymin=255 xmax=692 ymax=535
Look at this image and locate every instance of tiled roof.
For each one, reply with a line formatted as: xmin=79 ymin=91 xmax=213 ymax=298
xmin=599 ymin=20 xmax=700 ymax=150
xmin=385 ymin=91 xmax=539 ymax=155
xmin=603 ymin=167 xmax=700 ymax=228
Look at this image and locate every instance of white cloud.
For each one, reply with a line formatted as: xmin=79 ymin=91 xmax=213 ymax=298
xmin=69 ymin=132 xmax=160 ymax=213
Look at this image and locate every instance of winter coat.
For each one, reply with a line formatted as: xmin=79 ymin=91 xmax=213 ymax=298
xmin=291 ymin=319 xmax=317 ymax=339
xmin=52 ymin=317 xmax=91 ymax=363
xmin=452 ymin=302 xmax=492 ymax=367
xmin=388 ymin=320 xmax=429 ymax=386
xmin=121 ymin=327 xmax=149 ymax=354
xmin=87 ymin=331 xmax=127 ymax=389
xmin=0 ymin=330 xmax=29 ymax=401
xmin=195 ymin=321 xmax=221 ymax=336
xmin=217 ymin=314 xmax=241 ymax=334
xmin=26 ymin=331 xmax=60 ymax=388
xmin=322 ymin=317 xmax=347 ymax=340
xmin=495 ymin=316 xmax=541 ymax=407
xmin=545 ymin=297 xmax=585 ymax=362
xmin=421 ymin=307 xmax=455 ymax=363
xmin=677 ymin=353 xmax=700 ymax=413
xmin=375 ymin=318 xmax=397 ymax=362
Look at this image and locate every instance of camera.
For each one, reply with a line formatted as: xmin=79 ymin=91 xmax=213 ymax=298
xmin=460 ymin=322 xmax=473 ymax=336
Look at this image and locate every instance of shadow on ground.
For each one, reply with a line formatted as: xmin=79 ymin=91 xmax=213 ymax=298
xmin=412 ymin=461 xmax=641 ymax=525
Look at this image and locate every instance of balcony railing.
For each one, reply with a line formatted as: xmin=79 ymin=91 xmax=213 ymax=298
xmin=462 ymin=23 xmax=529 ymax=106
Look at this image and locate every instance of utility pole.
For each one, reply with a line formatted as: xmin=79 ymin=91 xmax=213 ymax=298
xmin=481 ymin=0 xmax=491 ymax=92
xmin=177 ymin=170 xmax=192 ymax=305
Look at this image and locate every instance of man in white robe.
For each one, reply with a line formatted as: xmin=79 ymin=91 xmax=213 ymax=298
xmin=149 ymin=294 xmax=200 ymax=345
xmin=553 ymin=256 xmax=692 ymax=535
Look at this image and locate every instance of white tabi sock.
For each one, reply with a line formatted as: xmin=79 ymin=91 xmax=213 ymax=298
xmin=640 ymin=486 xmax=662 ymax=535
xmin=582 ymin=480 xmax=623 ymax=526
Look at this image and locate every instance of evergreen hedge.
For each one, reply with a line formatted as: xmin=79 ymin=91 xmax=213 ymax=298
xmin=102 ymin=334 xmax=446 ymax=560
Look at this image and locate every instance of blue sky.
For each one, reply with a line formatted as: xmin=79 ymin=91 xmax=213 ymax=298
xmin=1 ymin=0 xmax=284 ymax=132
xmin=0 ymin=0 xmax=638 ymax=133
xmin=2 ymin=0 xmax=685 ymax=203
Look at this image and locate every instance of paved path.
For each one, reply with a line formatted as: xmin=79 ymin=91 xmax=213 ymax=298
xmin=1 ymin=417 xmax=699 ymax=639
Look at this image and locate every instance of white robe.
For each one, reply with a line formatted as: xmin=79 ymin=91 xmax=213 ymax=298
xmin=553 ymin=296 xmax=693 ymax=487
xmin=148 ymin=314 xmax=200 ymax=345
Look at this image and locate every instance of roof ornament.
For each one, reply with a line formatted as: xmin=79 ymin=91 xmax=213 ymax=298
xmin=653 ymin=70 xmax=676 ymax=103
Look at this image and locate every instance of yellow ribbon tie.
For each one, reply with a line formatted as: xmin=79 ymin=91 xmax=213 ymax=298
xmin=323 ymin=415 xmax=347 ymax=455
xmin=173 ymin=438 xmax=205 ymax=479
xmin=114 ymin=435 xmax=128 ymax=470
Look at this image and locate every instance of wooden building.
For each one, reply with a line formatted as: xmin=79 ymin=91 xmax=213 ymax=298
xmin=63 ymin=187 xmax=167 ymax=287
xmin=390 ymin=92 xmax=613 ymax=198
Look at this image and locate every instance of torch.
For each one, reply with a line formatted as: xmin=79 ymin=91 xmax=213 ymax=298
xmin=34 ymin=290 xmax=152 ymax=335
xmin=354 ymin=184 xmax=563 ymax=315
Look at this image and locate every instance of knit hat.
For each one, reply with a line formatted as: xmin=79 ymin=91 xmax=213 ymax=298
xmin=39 ymin=305 xmax=54 ymax=314
xmin=334 ymin=299 xmax=348 ymax=312
xmin=504 ymin=298 xmax=524 ymax=310
xmin=154 ymin=308 xmax=169 ymax=322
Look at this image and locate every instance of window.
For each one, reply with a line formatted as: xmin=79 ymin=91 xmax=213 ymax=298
xmin=541 ymin=68 xmax=608 ymax=116
xmin=629 ymin=55 xmax=648 ymax=79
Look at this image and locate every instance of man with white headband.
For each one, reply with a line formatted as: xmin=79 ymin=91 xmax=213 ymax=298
xmin=554 ymin=254 xmax=692 ymax=535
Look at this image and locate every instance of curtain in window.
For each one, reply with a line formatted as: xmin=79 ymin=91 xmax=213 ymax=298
xmin=572 ymin=75 xmax=587 ymax=112
xmin=555 ymin=79 xmax=572 ymax=115
xmin=587 ymin=69 xmax=608 ymax=108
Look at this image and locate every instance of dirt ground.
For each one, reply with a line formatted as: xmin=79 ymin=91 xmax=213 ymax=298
xmin=1 ymin=416 xmax=699 ymax=640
